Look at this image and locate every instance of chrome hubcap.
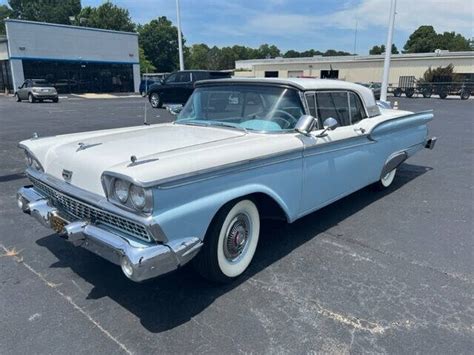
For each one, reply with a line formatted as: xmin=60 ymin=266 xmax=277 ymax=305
xmin=224 ymin=213 xmax=250 ymax=262
xmin=151 ymin=94 xmax=159 ymax=106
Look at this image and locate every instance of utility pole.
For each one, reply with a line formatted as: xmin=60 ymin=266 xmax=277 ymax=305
xmin=176 ymin=0 xmax=184 ymax=71
xmin=380 ymin=0 xmax=397 ymax=102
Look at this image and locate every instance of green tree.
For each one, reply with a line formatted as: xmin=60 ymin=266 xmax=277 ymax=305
xmin=139 ymin=46 xmax=156 ymax=74
xmin=284 ymin=50 xmax=301 ymax=58
xmin=75 ymin=1 xmax=134 ymax=32
xmin=186 ymin=43 xmax=211 ymax=69
xmin=403 ymin=25 xmax=471 ymax=53
xmin=257 ymin=44 xmax=281 ymax=58
xmin=8 ymin=0 xmax=81 ymax=24
xmin=139 ymin=16 xmax=182 ymax=72
xmin=436 ymin=31 xmax=471 ymax=52
xmin=0 ymin=5 xmax=12 ymax=35
xmin=420 ymin=63 xmax=459 ymax=83
xmin=369 ymin=44 xmax=399 ymax=55
xmin=323 ymin=49 xmax=352 ymax=56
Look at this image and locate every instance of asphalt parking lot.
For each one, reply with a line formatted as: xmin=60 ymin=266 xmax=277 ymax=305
xmin=0 ymin=95 xmax=472 ymax=354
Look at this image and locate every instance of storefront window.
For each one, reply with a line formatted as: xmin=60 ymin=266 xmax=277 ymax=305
xmin=22 ymin=60 xmax=134 ymax=93
xmin=0 ymin=60 xmax=13 ymax=93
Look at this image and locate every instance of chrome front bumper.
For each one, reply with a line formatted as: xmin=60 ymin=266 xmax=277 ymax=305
xmin=17 ymin=186 xmax=202 ymax=282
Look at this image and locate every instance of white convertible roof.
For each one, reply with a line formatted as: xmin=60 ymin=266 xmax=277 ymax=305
xmin=197 ymin=78 xmax=381 ymax=117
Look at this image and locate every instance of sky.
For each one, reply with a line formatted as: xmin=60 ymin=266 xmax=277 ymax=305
xmin=4 ymin=0 xmax=474 ymax=54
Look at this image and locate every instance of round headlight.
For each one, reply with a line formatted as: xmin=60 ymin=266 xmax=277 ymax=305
xmin=24 ymin=151 xmax=33 ymax=166
xmin=130 ymin=184 xmax=146 ymax=209
xmin=114 ymin=179 xmax=130 ymax=203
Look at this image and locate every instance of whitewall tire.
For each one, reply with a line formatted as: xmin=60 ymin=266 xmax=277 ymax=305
xmin=194 ymin=199 xmax=260 ymax=283
xmin=380 ymin=168 xmax=396 ymax=188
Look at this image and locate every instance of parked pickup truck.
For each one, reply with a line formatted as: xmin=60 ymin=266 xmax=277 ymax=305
xmin=148 ymin=70 xmax=232 ymax=108
xmin=17 ymin=78 xmax=436 ymax=283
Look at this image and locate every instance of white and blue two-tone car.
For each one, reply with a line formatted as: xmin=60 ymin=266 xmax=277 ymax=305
xmin=17 ymin=78 xmax=436 ymax=283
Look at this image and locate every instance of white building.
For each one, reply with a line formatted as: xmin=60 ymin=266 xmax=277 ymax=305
xmin=0 ymin=19 xmax=140 ymax=93
xmin=235 ymin=51 xmax=474 ymax=85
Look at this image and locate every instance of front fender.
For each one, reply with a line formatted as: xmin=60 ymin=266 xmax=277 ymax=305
xmin=153 ymin=183 xmax=293 ymax=244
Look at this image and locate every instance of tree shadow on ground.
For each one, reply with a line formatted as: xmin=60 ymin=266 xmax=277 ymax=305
xmin=36 ymin=163 xmax=431 ymax=333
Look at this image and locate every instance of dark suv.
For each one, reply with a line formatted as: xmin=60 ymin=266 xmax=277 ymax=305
xmin=148 ymin=70 xmax=231 ymax=108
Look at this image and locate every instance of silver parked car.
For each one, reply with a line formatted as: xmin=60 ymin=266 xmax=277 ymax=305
xmin=15 ymin=79 xmax=58 ymax=103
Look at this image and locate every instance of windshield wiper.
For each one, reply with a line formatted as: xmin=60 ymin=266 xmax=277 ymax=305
xmin=177 ymin=120 xmax=247 ymax=132
xmin=207 ymin=122 xmax=248 ymax=133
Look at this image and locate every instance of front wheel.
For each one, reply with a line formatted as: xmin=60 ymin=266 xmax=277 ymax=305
xmin=149 ymin=92 xmax=162 ymax=108
xmin=15 ymin=93 xmax=21 ymax=102
xmin=194 ymin=199 xmax=260 ymax=283
xmin=53 ymin=97 xmax=59 ymax=103
xmin=28 ymin=93 xmax=36 ymax=103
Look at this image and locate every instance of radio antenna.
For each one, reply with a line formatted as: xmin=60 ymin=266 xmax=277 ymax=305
xmin=143 ymin=70 xmax=149 ymax=125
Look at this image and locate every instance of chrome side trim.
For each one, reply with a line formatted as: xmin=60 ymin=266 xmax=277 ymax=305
xmin=303 ymin=136 xmax=374 ymax=158
xmin=104 ymin=148 xmax=304 ymax=190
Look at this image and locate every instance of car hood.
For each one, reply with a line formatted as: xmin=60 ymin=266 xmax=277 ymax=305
xmin=21 ymin=123 xmax=248 ymax=195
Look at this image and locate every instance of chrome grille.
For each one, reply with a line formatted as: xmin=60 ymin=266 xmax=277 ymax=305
xmin=30 ymin=177 xmax=151 ymax=242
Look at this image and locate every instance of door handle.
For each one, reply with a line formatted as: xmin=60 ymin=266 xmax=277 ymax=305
xmin=354 ymin=127 xmax=366 ymax=134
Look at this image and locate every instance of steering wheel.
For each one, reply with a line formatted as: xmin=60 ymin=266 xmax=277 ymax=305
xmin=270 ymin=109 xmax=298 ymax=129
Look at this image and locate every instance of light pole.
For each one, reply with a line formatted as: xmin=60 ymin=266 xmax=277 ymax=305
xmin=380 ymin=0 xmax=397 ymax=102
xmin=176 ymin=0 xmax=184 ymax=71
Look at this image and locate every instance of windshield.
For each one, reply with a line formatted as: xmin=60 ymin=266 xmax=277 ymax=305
xmin=33 ymin=81 xmax=53 ymax=87
xmin=176 ymin=85 xmax=305 ymax=132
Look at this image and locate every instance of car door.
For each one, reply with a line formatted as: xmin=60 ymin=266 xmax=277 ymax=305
xmin=298 ymin=90 xmax=373 ymax=215
xmin=18 ymin=81 xmax=28 ymax=99
xmin=160 ymin=72 xmax=178 ymax=102
xmin=174 ymin=71 xmax=193 ymax=103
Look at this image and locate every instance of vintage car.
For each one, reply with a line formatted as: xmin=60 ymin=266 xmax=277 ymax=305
xmin=17 ymin=78 xmax=436 ymax=283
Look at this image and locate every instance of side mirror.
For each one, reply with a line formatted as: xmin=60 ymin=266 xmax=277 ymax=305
xmin=295 ymin=115 xmax=316 ymax=135
xmin=167 ymin=104 xmax=183 ymax=116
xmin=316 ymin=117 xmax=339 ymax=137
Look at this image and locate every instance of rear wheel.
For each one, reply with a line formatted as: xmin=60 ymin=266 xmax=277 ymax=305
xmin=53 ymin=97 xmax=59 ymax=103
xmin=375 ymin=168 xmax=397 ymax=189
xmin=405 ymin=88 xmax=415 ymax=98
xmin=393 ymin=88 xmax=402 ymax=97
xmin=194 ymin=199 xmax=260 ymax=283
xmin=438 ymin=91 xmax=448 ymax=99
xmin=422 ymin=88 xmax=432 ymax=98
xmin=460 ymin=90 xmax=470 ymax=100
xmin=28 ymin=93 xmax=36 ymax=103
xmin=149 ymin=92 xmax=162 ymax=108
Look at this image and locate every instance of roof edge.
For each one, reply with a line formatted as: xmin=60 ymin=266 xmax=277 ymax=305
xmin=5 ymin=19 xmax=138 ymax=36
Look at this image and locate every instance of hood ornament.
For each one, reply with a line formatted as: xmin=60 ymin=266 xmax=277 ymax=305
xmin=128 ymin=155 xmax=159 ymax=167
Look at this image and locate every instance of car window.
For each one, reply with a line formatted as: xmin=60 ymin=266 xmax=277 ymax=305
xmin=178 ymin=85 xmax=305 ymax=132
xmin=193 ymin=72 xmax=207 ymax=81
xmin=315 ymin=91 xmax=351 ymax=127
xmin=349 ymin=92 xmax=367 ymax=124
xmin=305 ymin=93 xmax=317 ymax=118
xmin=175 ymin=72 xmax=191 ymax=83
xmin=165 ymin=73 xmax=177 ymax=83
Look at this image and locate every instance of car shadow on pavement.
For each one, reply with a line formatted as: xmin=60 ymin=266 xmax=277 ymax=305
xmin=36 ymin=163 xmax=431 ymax=333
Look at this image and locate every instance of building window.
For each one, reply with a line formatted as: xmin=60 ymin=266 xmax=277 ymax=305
xmin=288 ymin=70 xmax=303 ymax=78
xmin=320 ymin=70 xmax=339 ymax=79
xmin=0 ymin=60 xmax=13 ymax=93
xmin=22 ymin=60 xmax=134 ymax=93
xmin=264 ymin=71 xmax=279 ymax=78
